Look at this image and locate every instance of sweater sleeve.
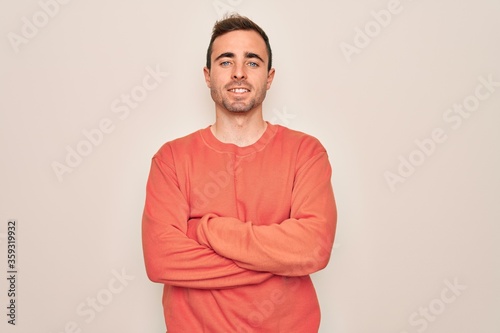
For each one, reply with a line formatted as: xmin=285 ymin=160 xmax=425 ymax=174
xmin=142 ymin=146 xmax=273 ymax=289
xmin=194 ymin=150 xmax=337 ymax=277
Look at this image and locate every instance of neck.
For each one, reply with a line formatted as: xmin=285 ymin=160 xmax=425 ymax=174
xmin=211 ymin=108 xmax=267 ymax=147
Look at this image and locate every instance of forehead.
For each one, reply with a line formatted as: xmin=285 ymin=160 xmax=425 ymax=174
xmin=211 ymin=30 xmax=267 ymax=58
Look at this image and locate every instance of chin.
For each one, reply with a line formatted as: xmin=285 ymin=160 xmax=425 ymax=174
xmin=228 ymin=108 xmax=251 ymax=113
xmin=224 ymin=102 xmax=254 ymax=113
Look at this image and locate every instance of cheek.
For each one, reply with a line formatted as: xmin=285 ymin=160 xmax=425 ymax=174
xmin=210 ymin=75 xmax=225 ymax=89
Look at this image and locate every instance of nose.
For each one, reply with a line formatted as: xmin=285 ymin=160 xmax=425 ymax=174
xmin=232 ymin=63 xmax=246 ymax=80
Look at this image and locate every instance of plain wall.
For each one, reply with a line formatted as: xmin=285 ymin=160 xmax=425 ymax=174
xmin=1 ymin=0 xmax=499 ymax=332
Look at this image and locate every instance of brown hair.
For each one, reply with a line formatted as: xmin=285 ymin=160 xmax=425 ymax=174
xmin=206 ymin=14 xmax=273 ymax=71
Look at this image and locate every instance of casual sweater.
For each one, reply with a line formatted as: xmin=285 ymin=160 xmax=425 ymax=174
xmin=142 ymin=122 xmax=337 ymax=333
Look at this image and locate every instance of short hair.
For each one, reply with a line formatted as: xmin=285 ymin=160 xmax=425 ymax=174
xmin=206 ymin=14 xmax=273 ymax=71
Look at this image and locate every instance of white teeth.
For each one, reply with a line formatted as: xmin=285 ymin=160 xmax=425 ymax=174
xmin=231 ymin=88 xmax=249 ymax=93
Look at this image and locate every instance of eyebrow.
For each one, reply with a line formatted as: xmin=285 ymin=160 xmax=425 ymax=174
xmin=215 ymin=52 xmax=235 ymax=62
xmin=214 ymin=51 xmax=265 ymax=64
xmin=245 ymin=52 xmax=265 ymax=63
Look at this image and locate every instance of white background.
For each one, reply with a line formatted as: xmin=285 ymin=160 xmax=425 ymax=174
xmin=1 ymin=0 xmax=499 ymax=332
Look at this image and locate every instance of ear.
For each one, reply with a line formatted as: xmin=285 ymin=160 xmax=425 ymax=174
xmin=266 ymin=68 xmax=275 ymax=90
xmin=203 ymin=67 xmax=211 ymax=88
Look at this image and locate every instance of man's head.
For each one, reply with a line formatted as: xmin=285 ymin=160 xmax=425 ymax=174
xmin=206 ymin=14 xmax=273 ymax=72
xmin=203 ymin=14 xmax=275 ymax=114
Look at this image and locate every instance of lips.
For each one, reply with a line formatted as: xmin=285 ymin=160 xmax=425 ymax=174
xmin=227 ymin=86 xmax=251 ymax=93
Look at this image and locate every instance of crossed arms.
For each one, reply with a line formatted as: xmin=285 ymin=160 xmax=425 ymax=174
xmin=142 ymin=142 xmax=337 ymax=289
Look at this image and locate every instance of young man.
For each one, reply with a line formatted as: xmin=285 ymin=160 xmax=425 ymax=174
xmin=142 ymin=14 xmax=337 ymax=333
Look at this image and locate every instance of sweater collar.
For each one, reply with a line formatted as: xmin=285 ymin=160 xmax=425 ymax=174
xmin=199 ymin=121 xmax=279 ymax=156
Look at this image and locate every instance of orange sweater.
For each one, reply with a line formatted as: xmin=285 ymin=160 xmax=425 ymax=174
xmin=142 ymin=122 xmax=337 ymax=333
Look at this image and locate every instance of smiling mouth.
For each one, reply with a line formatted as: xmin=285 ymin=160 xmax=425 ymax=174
xmin=228 ymin=88 xmax=250 ymax=93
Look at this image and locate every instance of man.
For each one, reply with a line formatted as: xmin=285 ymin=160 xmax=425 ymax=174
xmin=142 ymin=14 xmax=337 ymax=333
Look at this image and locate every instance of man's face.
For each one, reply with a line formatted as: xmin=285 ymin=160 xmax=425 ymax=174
xmin=204 ymin=30 xmax=275 ymax=114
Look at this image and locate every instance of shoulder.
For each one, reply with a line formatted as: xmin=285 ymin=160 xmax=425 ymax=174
xmin=153 ymin=128 xmax=206 ymax=162
xmin=271 ymin=124 xmax=329 ymax=170
xmin=274 ymin=124 xmax=326 ymax=154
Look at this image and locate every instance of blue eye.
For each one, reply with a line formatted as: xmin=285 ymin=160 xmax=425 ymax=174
xmin=248 ymin=62 xmax=258 ymax=67
xmin=221 ymin=61 xmax=231 ymax=66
